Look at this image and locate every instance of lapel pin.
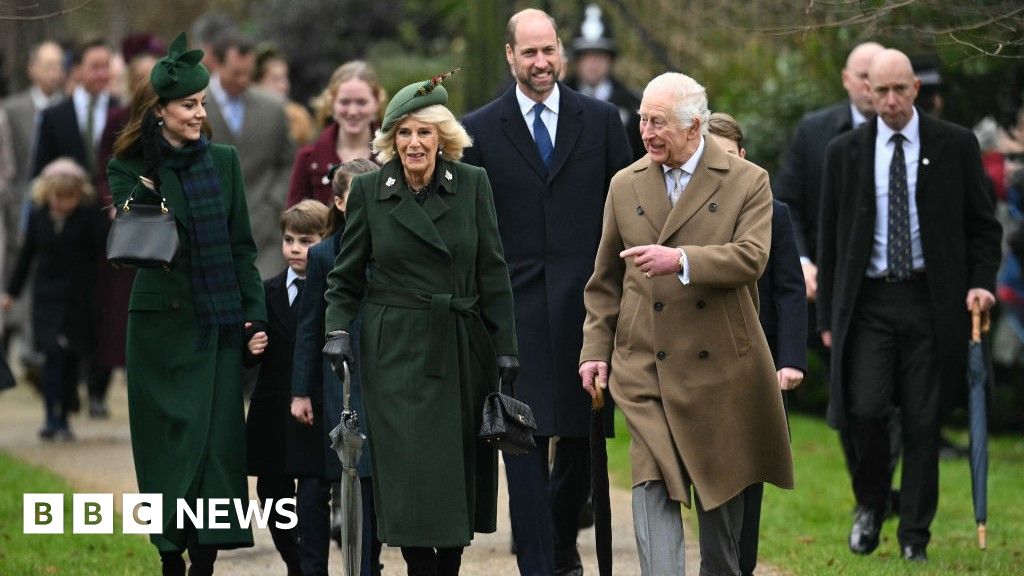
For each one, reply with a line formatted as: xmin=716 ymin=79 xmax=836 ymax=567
xmin=922 ymin=157 xmax=930 ymax=166
xmin=445 ymin=170 xmax=453 ymax=181
xmin=386 ymin=177 xmax=396 ymax=187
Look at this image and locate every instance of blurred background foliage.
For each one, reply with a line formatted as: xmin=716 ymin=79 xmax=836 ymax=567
xmin=2 ymin=0 xmax=1023 ymax=428
xmin=3 ymin=0 xmax=1021 ymax=175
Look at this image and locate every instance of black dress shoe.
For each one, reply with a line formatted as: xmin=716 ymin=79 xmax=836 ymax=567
xmin=902 ymin=544 xmax=928 ymax=561
xmin=849 ymin=506 xmax=882 ymax=555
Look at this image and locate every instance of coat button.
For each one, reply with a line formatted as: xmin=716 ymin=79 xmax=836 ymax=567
xmin=698 ymin=350 xmax=709 ymax=359
xmin=709 ymin=203 xmax=718 ymax=212
xmin=696 ymin=300 xmax=706 ymax=309
xmin=656 ymin=351 xmax=666 ymax=360
xmin=654 ymin=301 xmax=664 ymax=312
xmin=636 ymin=206 xmax=645 ymax=216
xmin=170 ymin=300 xmax=181 ymax=310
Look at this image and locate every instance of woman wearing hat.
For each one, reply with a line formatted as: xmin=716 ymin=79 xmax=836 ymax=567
xmin=322 ymin=75 xmax=518 ymax=575
xmin=108 ymin=32 xmax=265 ymax=576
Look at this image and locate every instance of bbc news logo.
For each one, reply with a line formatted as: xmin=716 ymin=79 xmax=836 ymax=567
xmin=23 ymin=493 xmax=297 ymax=534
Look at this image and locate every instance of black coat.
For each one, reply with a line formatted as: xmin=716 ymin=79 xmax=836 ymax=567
xmin=7 ymin=203 xmax=102 ymax=353
xmin=817 ymin=112 xmax=1002 ymax=428
xmin=33 ymin=96 xmax=118 ymax=178
xmin=758 ymin=201 xmax=807 ymax=371
xmin=775 ymin=101 xmax=854 ymax=260
xmin=245 ymin=271 xmax=322 ymax=477
xmin=462 ymin=84 xmax=632 ymax=437
xmin=564 ymin=75 xmax=644 ymax=162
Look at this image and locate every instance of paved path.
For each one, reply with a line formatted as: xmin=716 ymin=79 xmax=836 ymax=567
xmin=0 ymin=373 xmax=785 ymax=575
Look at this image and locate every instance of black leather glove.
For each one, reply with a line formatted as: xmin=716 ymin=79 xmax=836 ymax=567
xmin=498 ymin=355 xmax=519 ymax=388
xmin=140 ymin=110 xmax=163 ymax=192
xmin=322 ymin=330 xmax=354 ymax=371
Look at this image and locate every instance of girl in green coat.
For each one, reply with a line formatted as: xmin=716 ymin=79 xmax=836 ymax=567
xmin=323 ymin=77 xmax=518 ymax=575
xmin=107 ymin=33 xmax=265 ymax=576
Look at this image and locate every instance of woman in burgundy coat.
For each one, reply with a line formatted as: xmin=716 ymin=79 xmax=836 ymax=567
xmin=286 ymin=61 xmax=386 ymax=207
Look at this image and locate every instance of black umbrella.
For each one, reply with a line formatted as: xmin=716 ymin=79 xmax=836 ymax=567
xmin=327 ymin=360 xmax=366 ymax=576
xmin=967 ymin=302 xmax=990 ymax=550
xmin=591 ymin=385 xmax=612 ymax=575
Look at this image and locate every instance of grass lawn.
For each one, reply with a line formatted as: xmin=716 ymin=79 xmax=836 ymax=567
xmin=607 ymin=410 xmax=1024 ymax=575
xmin=0 ymin=451 xmax=159 ymax=575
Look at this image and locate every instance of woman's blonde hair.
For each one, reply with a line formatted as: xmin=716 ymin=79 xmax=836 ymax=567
xmin=31 ymin=157 xmax=95 ymax=206
xmin=373 ymin=105 xmax=473 ymax=164
xmin=311 ymin=60 xmax=387 ymax=128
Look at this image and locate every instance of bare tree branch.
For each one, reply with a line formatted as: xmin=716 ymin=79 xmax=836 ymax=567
xmin=0 ymin=0 xmax=98 ymax=21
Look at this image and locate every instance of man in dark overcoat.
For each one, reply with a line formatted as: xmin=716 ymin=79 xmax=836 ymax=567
xmin=461 ymin=8 xmax=631 ymax=575
xmin=817 ymin=48 xmax=1001 ymax=562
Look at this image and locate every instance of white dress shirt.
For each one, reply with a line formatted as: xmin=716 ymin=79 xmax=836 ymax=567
xmin=72 ymin=86 xmax=109 ymax=146
xmin=287 ymin=268 xmax=305 ymax=306
xmin=868 ymin=108 xmax=924 ymax=277
xmin=209 ymin=74 xmax=246 ymax=135
xmin=516 ymin=84 xmax=559 ymax=144
xmin=664 ymin=136 xmax=705 ymax=285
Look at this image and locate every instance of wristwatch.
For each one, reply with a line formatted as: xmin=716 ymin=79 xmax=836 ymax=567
xmin=676 ymin=247 xmax=686 ymax=272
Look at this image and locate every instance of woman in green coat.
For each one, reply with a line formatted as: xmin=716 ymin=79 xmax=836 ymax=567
xmin=107 ymin=33 xmax=265 ymax=576
xmin=323 ymin=77 xmax=518 ymax=575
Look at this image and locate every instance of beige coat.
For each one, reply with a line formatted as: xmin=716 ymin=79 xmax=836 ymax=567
xmin=580 ymin=137 xmax=794 ymax=510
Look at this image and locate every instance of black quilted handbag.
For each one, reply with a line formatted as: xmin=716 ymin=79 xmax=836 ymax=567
xmin=106 ymin=176 xmax=179 ymax=270
xmin=479 ymin=378 xmax=537 ymax=455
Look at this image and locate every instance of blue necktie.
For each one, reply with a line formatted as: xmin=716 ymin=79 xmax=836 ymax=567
xmin=532 ymin=102 xmax=553 ymax=168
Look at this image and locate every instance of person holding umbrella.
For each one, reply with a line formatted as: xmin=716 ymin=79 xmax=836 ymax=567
xmin=817 ymin=48 xmax=1001 ymax=561
xmin=322 ymin=73 xmax=518 ymax=576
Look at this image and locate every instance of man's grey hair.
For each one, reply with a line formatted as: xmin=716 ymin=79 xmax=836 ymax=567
xmin=643 ymin=72 xmax=710 ymax=135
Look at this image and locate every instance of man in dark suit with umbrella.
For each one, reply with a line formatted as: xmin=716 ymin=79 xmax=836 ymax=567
xmin=461 ymin=8 xmax=631 ymax=575
xmin=817 ymin=48 xmax=1001 ymax=562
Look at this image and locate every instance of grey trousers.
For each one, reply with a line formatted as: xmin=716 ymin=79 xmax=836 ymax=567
xmin=632 ymin=481 xmax=745 ymax=576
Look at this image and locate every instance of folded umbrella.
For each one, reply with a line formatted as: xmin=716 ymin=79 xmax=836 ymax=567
xmin=967 ymin=301 xmax=990 ymax=550
xmin=591 ymin=384 xmax=612 ymax=575
xmin=328 ymin=360 xmax=366 ymax=576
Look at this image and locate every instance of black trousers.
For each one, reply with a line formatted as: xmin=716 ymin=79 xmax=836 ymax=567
xmin=504 ymin=435 xmax=590 ymax=575
xmin=297 ymin=477 xmax=332 ymax=576
xmin=845 ymin=278 xmax=939 ymax=548
xmin=256 ymin=475 xmax=301 ymax=574
xmin=400 ymin=546 xmax=464 ymax=576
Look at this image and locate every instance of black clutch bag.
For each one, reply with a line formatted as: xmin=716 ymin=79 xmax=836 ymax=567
xmin=106 ymin=176 xmax=179 ymax=270
xmin=479 ymin=378 xmax=537 ymax=455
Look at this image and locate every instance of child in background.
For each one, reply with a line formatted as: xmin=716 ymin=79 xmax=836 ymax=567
xmin=291 ymin=158 xmax=382 ymax=576
xmin=245 ymin=199 xmax=329 ymax=576
xmin=2 ymin=158 xmax=102 ymax=440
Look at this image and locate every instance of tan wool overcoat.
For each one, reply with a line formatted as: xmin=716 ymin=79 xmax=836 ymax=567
xmin=580 ymin=137 xmax=794 ymax=510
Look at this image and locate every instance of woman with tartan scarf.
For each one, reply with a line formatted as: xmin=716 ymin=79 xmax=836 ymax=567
xmin=108 ymin=32 xmax=266 ymax=576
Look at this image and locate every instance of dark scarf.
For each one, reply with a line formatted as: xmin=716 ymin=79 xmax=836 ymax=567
xmin=159 ymin=136 xmax=243 ymax=347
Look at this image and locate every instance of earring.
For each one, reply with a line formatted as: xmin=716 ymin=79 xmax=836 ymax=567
xmin=157 ymin=119 xmax=164 ymax=126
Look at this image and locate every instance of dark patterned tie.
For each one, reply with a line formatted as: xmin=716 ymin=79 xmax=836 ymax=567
xmin=292 ymin=278 xmax=305 ymax=307
xmin=887 ymin=133 xmax=912 ymax=280
xmin=532 ymin=102 xmax=553 ymax=168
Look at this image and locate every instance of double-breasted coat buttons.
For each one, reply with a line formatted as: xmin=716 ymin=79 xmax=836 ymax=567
xmin=698 ymin=350 xmax=709 ymax=359
xmin=656 ymin=351 xmax=666 ymax=360
xmin=654 ymin=302 xmax=664 ymax=312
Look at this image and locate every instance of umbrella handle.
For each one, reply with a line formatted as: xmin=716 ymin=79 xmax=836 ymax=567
xmin=971 ymin=301 xmax=982 ymax=343
xmin=592 ymin=382 xmax=605 ymax=410
xmin=342 ymin=360 xmax=351 ymax=412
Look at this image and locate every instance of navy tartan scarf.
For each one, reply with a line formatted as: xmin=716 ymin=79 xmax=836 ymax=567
xmin=159 ymin=136 xmax=243 ymax=347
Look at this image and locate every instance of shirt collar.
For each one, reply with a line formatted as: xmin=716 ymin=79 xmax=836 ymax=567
xmin=662 ymin=136 xmax=705 ymax=176
xmin=876 ymin=107 xmax=919 ymax=146
xmin=30 ymin=86 xmax=60 ymax=110
xmin=850 ymin=103 xmax=868 ymax=128
xmin=208 ymin=74 xmax=237 ymax=105
xmin=73 ymin=85 xmax=108 ymax=109
xmin=287 ymin=267 xmax=303 ymax=288
xmin=515 ymin=83 xmax=560 ymax=117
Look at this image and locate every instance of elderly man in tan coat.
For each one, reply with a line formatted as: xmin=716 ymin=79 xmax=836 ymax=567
xmin=580 ymin=72 xmax=794 ymax=575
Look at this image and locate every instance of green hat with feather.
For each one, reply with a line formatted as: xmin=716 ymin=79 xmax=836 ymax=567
xmin=150 ymin=32 xmax=209 ymax=100
xmin=380 ymin=68 xmax=461 ymax=132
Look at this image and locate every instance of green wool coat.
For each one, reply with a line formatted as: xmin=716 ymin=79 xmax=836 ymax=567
xmin=108 ymin=143 xmax=266 ymax=552
xmin=325 ymin=158 xmax=517 ymax=548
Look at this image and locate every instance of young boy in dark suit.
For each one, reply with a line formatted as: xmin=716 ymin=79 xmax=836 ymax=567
xmin=245 ymin=199 xmax=329 ymax=576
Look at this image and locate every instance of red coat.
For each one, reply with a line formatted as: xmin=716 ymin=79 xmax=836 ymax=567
xmin=287 ymin=123 xmax=341 ymax=206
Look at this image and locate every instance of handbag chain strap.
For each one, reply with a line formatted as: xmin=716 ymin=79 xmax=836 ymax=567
xmin=122 ymin=176 xmax=169 ymax=214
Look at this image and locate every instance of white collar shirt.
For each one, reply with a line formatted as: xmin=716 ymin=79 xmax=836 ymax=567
xmin=869 ymin=108 xmax=924 ymax=277
xmin=516 ymin=83 xmax=559 ymax=145
xmin=72 ymin=86 xmax=109 ymax=145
